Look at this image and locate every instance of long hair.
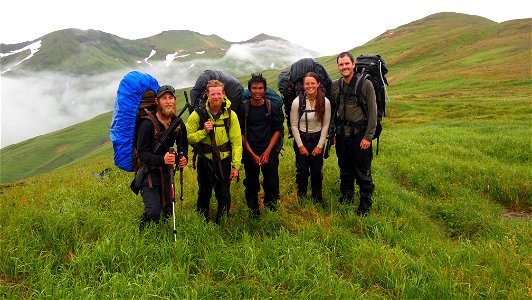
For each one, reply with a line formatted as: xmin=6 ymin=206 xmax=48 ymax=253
xmin=304 ymin=72 xmax=326 ymax=125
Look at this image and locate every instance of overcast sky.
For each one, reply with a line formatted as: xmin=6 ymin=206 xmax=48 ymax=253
xmin=0 ymin=0 xmax=529 ymax=55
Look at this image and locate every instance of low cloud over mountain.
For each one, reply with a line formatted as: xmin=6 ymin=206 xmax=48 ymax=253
xmin=1 ymin=37 xmax=317 ymax=147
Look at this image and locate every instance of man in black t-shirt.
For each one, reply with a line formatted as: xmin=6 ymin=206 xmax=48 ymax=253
xmin=238 ymin=74 xmax=284 ymax=218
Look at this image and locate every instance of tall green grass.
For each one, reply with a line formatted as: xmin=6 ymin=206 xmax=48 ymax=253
xmin=1 ymin=90 xmax=530 ymax=298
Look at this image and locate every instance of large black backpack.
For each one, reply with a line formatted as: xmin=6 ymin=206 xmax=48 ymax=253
xmin=355 ymin=54 xmax=389 ymax=120
xmin=187 ymin=70 xmax=239 ymax=169
xmin=277 ymin=58 xmax=332 ymax=137
xmin=189 ymin=69 xmax=243 ymax=112
xmin=353 ymin=54 xmax=389 ymax=154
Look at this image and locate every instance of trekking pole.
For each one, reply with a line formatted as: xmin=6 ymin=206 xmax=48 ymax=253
xmin=184 ymin=90 xmax=194 ymax=114
xmin=168 ymin=147 xmax=177 ymax=242
xmin=178 ymin=151 xmax=184 ymax=211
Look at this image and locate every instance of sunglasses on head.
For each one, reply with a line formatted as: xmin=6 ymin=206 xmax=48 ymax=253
xmin=157 ymin=85 xmax=175 ymax=97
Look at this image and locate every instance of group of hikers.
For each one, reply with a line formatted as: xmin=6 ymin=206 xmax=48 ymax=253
xmin=135 ymin=51 xmax=378 ymax=227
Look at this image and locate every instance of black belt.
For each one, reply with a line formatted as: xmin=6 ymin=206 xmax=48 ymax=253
xmin=299 ymin=131 xmax=321 ymax=140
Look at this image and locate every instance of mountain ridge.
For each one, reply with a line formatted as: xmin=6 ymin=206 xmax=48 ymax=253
xmin=1 ymin=29 xmax=311 ymax=75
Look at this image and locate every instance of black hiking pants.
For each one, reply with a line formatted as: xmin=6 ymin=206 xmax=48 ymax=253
xmin=196 ymin=156 xmax=231 ymax=223
xmin=336 ymin=129 xmax=374 ymax=210
xmin=139 ymin=172 xmax=172 ymax=229
xmin=243 ymin=151 xmax=280 ymax=214
xmin=294 ymin=131 xmax=324 ymax=201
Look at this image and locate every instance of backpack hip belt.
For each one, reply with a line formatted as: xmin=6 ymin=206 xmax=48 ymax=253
xmin=336 ymin=120 xmax=366 ymax=137
xmin=199 ymin=141 xmax=231 ymax=156
xmin=336 ymin=119 xmax=366 ymax=129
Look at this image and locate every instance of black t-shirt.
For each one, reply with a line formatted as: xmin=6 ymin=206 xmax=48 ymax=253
xmin=239 ymin=102 xmax=284 ymax=154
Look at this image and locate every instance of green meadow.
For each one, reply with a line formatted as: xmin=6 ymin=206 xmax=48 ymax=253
xmin=1 ymin=13 xmax=530 ymax=299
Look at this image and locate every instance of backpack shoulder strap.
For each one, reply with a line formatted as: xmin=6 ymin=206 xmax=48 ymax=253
xmin=224 ymin=107 xmax=231 ymax=134
xmin=142 ymin=109 xmax=162 ymax=140
xmin=244 ymin=101 xmax=250 ymax=139
xmin=355 ymin=73 xmax=371 ymax=117
xmin=196 ymin=104 xmax=231 ymax=135
xmin=297 ymin=95 xmax=305 ymax=129
xmin=355 ymin=73 xmax=370 ymax=96
xmin=297 ymin=94 xmax=317 ymax=133
xmin=265 ymin=98 xmax=272 ymax=117
xmin=338 ymin=77 xmax=358 ymax=102
xmin=298 ymin=94 xmax=306 ymax=118
xmin=195 ymin=106 xmax=209 ymax=130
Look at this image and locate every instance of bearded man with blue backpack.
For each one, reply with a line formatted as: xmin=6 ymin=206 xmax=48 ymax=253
xmin=238 ymin=73 xmax=284 ymax=218
xmin=136 ymin=85 xmax=189 ymax=228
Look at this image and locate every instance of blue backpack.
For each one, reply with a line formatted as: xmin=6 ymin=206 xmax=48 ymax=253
xmin=110 ymin=71 xmax=160 ymax=172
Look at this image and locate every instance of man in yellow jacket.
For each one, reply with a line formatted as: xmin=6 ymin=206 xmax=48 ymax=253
xmin=186 ymin=80 xmax=243 ymax=223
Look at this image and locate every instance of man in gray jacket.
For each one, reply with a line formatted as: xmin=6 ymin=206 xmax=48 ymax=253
xmin=331 ymin=52 xmax=377 ymax=216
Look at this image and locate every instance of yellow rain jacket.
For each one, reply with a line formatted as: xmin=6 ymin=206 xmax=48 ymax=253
xmin=186 ymin=99 xmax=242 ymax=170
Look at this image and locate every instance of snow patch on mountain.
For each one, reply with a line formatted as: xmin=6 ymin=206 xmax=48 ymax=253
xmin=144 ymin=50 xmax=156 ymax=66
xmin=1 ymin=40 xmax=42 ymax=74
xmin=165 ymin=50 xmax=191 ymax=66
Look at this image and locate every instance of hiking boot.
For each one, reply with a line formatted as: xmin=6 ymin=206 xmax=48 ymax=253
xmin=357 ymin=197 xmax=372 ymax=216
xmin=339 ymin=194 xmax=354 ymax=204
xmin=312 ymin=193 xmax=323 ymax=204
xmin=265 ymin=201 xmax=278 ymax=212
xmin=356 ymin=206 xmax=370 ymax=216
xmin=250 ymin=209 xmax=261 ymax=220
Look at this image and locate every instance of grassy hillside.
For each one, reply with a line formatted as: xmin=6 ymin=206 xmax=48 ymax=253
xmin=0 ymin=113 xmax=111 ymax=183
xmin=0 ymin=13 xmax=530 ymax=298
xmin=0 ymin=82 xmax=530 ymax=298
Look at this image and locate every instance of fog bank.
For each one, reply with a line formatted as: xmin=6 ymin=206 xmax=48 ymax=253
xmin=1 ymin=41 xmax=316 ymax=147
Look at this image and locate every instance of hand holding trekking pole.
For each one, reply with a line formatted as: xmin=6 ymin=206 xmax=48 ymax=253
xmin=177 ymin=152 xmax=187 ymax=169
xmin=168 ymin=147 xmax=177 ymax=242
xmin=163 ymin=151 xmax=176 ymax=165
